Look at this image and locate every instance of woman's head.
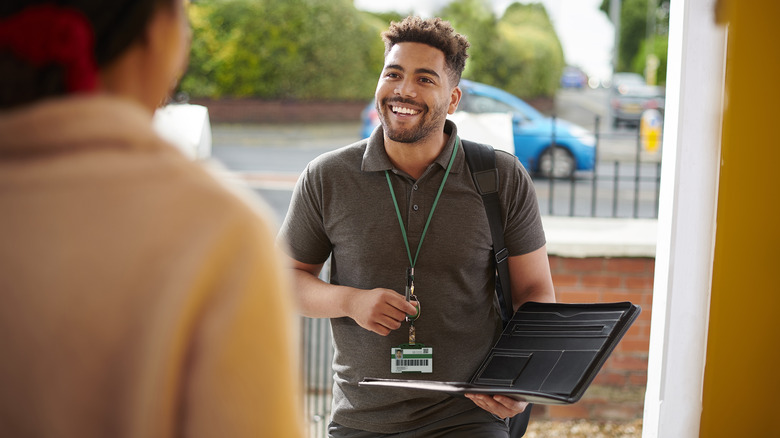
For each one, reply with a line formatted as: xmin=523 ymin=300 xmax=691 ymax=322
xmin=0 ymin=0 xmax=189 ymax=111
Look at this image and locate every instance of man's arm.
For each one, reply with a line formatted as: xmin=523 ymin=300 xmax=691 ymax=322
xmin=508 ymin=245 xmax=556 ymax=310
xmin=289 ymin=258 xmax=417 ymax=336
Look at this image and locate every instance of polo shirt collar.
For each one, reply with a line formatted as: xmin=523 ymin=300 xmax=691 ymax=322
xmin=362 ymin=119 xmax=464 ymax=175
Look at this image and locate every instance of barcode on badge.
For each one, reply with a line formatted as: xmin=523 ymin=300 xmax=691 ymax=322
xmin=391 ymin=347 xmax=433 ymax=373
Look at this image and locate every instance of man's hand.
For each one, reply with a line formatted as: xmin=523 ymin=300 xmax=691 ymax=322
xmin=465 ymin=394 xmax=529 ymax=419
xmin=347 ymin=288 xmax=418 ymax=336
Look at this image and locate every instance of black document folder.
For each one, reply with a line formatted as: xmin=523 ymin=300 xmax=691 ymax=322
xmin=359 ymin=301 xmax=641 ymax=405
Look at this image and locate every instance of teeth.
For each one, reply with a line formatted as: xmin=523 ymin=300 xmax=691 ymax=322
xmin=392 ymin=106 xmax=420 ymax=115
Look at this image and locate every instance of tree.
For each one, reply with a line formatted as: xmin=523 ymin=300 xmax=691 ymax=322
xmin=181 ymin=0 xmax=385 ymax=100
xmin=600 ymin=0 xmax=670 ymax=82
xmin=439 ymin=1 xmax=564 ymax=98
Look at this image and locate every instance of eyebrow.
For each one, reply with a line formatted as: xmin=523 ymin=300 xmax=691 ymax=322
xmin=384 ymin=64 xmax=441 ymax=79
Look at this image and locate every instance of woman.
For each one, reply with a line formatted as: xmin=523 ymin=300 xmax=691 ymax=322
xmin=0 ymin=2 xmax=303 ymax=437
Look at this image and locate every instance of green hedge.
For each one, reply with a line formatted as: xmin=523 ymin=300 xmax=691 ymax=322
xmin=440 ymin=1 xmax=565 ymax=99
xmin=181 ymin=0 xmax=384 ymax=100
xmin=181 ymin=0 xmax=564 ymax=100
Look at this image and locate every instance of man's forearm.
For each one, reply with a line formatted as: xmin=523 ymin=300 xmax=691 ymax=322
xmin=290 ymin=267 xmax=357 ymax=319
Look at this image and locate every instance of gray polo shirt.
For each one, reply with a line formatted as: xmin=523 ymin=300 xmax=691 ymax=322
xmin=279 ymin=120 xmax=545 ymax=433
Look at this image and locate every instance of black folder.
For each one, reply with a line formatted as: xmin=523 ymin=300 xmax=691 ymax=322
xmin=359 ymin=301 xmax=641 ymax=405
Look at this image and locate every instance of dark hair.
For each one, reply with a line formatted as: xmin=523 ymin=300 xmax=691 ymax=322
xmin=381 ymin=16 xmax=470 ymax=87
xmin=0 ymin=0 xmax=174 ymax=108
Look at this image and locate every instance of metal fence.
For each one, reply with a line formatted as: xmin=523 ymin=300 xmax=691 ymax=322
xmin=301 ymin=317 xmax=334 ymax=438
xmin=533 ymin=116 xmax=662 ymax=219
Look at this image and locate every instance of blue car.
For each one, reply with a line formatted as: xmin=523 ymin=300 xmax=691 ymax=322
xmin=361 ymin=79 xmax=596 ymax=178
xmin=560 ymin=66 xmax=588 ymax=89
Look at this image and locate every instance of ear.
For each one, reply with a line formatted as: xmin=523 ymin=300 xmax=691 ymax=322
xmin=448 ymin=86 xmax=462 ymax=115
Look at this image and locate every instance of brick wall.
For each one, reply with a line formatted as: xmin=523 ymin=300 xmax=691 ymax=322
xmin=531 ymin=255 xmax=654 ymax=422
xmin=189 ymin=98 xmax=368 ymax=124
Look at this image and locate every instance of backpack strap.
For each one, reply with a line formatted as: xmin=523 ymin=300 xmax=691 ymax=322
xmin=461 ymin=138 xmax=514 ymax=326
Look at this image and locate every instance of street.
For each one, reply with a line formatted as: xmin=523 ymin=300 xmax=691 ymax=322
xmin=209 ymin=87 xmax=663 ymax=222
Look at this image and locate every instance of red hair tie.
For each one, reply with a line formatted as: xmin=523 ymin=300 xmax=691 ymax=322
xmin=0 ymin=4 xmax=98 ymax=93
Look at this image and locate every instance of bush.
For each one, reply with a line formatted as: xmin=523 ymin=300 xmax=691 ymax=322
xmin=439 ymin=1 xmax=564 ymax=99
xmin=180 ymin=0 xmax=564 ymax=100
xmin=181 ymin=0 xmax=385 ymax=100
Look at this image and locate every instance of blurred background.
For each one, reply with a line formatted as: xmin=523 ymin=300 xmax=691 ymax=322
xmin=158 ymin=1 xmax=672 ymax=436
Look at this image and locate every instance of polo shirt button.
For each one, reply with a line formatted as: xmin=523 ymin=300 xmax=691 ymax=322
xmin=413 ymin=184 xmax=419 ymax=190
xmin=413 ymin=205 xmax=419 ymax=211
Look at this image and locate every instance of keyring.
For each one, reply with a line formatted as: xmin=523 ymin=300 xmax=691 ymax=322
xmin=406 ymin=295 xmax=421 ymax=321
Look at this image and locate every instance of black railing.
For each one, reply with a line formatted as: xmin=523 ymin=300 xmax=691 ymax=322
xmin=534 ymin=115 xmax=662 ymax=219
xmin=301 ymin=317 xmax=333 ymax=438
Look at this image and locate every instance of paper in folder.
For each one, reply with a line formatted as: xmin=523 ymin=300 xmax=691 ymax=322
xmin=360 ymin=301 xmax=641 ymax=405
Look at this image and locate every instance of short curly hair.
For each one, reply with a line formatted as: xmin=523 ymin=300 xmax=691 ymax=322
xmin=381 ymin=16 xmax=470 ymax=87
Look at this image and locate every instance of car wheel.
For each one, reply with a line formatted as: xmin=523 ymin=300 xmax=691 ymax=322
xmin=538 ymin=146 xmax=575 ymax=179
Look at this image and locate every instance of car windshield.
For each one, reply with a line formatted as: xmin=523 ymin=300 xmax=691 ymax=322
xmin=459 ymin=93 xmax=516 ymax=114
xmin=623 ymin=85 xmax=663 ymax=98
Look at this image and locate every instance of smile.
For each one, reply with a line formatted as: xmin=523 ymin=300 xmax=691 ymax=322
xmin=391 ymin=106 xmax=421 ymax=116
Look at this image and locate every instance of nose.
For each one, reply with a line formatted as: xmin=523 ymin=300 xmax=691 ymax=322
xmin=394 ymin=79 xmax=417 ymax=98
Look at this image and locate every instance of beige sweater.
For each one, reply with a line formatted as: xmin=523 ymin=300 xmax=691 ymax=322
xmin=0 ymin=96 xmax=303 ymax=437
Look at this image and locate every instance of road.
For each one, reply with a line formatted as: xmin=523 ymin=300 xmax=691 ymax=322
xmin=210 ymin=87 xmax=663 ymax=222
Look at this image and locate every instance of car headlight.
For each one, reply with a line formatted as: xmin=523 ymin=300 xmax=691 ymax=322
xmin=567 ymin=125 xmax=596 ymax=147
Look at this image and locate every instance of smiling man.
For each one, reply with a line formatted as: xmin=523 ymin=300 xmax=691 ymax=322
xmin=279 ymin=16 xmax=555 ymax=437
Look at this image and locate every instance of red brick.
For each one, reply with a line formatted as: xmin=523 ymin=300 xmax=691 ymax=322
xmin=556 ymin=290 xmax=603 ymax=304
xmin=636 ymin=321 xmax=652 ymax=337
xmin=608 ymin=355 xmax=648 ymax=372
xmin=602 ymin=291 xmax=646 ymax=303
xmin=593 ymin=371 xmax=627 ymax=386
xmin=625 ymin=276 xmax=654 ymax=290
xmin=561 ymin=257 xmax=605 ymax=273
xmin=624 ymin=324 xmax=647 ymax=338
xmin=547 ymin=256 xmax=563 ymax=271
xmin=191 ymin=98 xmax=366 ymax=123
xmin=591 ymin=402 xmax=644 ymax=421
xmin=635 ymin=309 xmax=652 ymax=324
xmin=582 ymin=274 xmax=623 ymax=288
xmin=629 ymin=373 xmax=649 ymax=386
xmin=547 ymin=403 xmax=590 ymax=420
xmin=551 ymin=274 xmax=580 ymax=287
xmin=616 ymin=338 xmax=650 ymax=353
xmin=605 ymin=257 xmax=654 ymax=274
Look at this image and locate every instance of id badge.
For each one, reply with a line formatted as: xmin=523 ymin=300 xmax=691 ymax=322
xmin=391 ymin=344 xmax=433 ymax=373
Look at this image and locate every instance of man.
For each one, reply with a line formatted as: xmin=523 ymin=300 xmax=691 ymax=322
xmin=279 ymin=16 xmax=555 ymax=437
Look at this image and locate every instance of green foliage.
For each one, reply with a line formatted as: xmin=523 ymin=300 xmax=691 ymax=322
xmin=439 ymin=0 xmax=499 ymax=80
xmin=363 ymin=10 xmax=408 ymax=26
xmin=181 ymin=0 xmax=565 ymax=100
xmin=600 ymin=0 xmax=669 ymax=77
xmin=181 ymin=0 xmax=385 ymax=100
xmin=632 ymin=34 xmax=668 ymax=85
xmin=439 ymin=1 xmax=564 ymax=98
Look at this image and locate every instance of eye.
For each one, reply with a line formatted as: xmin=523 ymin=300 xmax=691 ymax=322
xmin=384 ymin=72 xmax=400 ymax=79
xmin=419 ymin=77 xmax=435 ymax=84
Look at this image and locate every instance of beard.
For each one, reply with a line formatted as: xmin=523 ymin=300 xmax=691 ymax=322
xmin=378 ymin=97 xmax=449 ymax=143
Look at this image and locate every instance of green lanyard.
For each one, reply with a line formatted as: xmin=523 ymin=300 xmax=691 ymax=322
xmin=384 ymin=136 xmax=459 ymax=269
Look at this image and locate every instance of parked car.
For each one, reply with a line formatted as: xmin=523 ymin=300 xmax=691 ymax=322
xmin=153 ymin=103 xmax=212 ymax=160
xmin=609 ymin=73 xmax=665 ymax=128
xmin=560 ymin=66 xmax=588 ymax=89
xmin=360 ymin=79 xmax=596 ymax=178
